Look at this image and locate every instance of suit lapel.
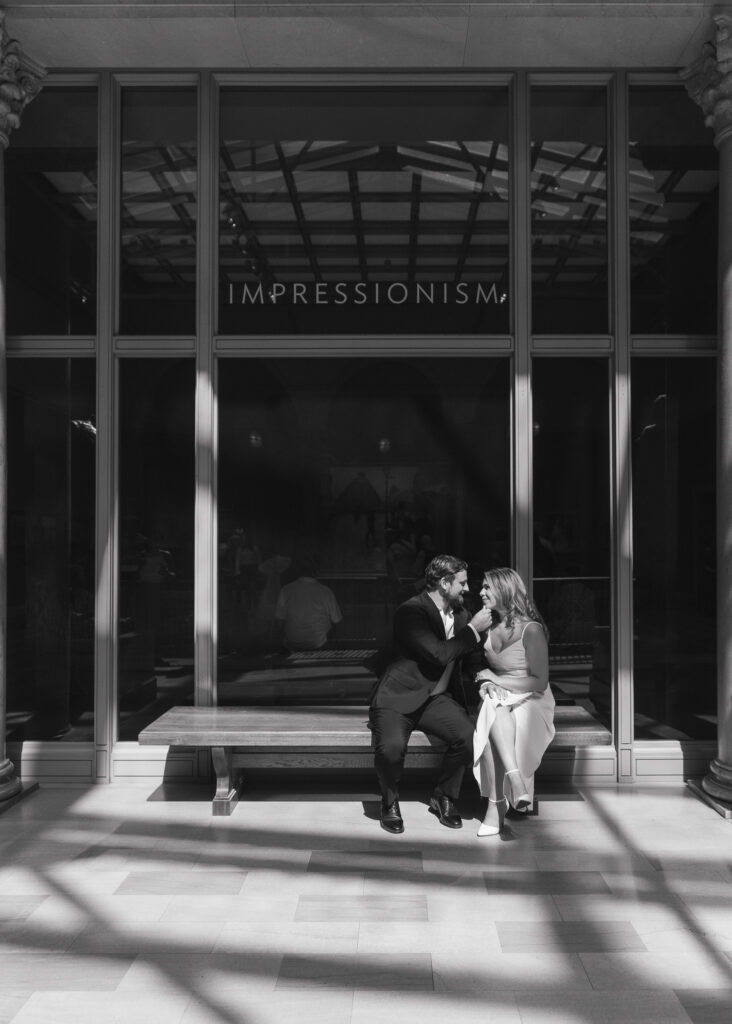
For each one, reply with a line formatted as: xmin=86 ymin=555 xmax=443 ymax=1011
xmin=454 ymin=605 xmax=468 ymax=633
xmin=422 ymin=590 xmax=462 ymax=639
xmin=419 ymin=590 xmax=445 ymax=635
xmin=419 ymin=590 xmax=468 ymax=638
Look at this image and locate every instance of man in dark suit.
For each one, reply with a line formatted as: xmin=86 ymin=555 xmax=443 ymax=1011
xmin=369 ymin=554 xmax=492 ymax=833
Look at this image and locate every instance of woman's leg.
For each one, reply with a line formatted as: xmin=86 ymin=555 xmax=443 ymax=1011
xmin=487 ymin=704 xmax=519 ymax=773
xmin=487 ymin=705 xmax=530 ymax=809
xmin=479 ymin=734 xmax=507 ymax=831
xmin=491 ymin=735 xmax=507 ymax=805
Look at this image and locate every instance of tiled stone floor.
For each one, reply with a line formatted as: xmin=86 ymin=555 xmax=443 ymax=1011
xmin=1 ymin=776 xmax=731 ymax=1023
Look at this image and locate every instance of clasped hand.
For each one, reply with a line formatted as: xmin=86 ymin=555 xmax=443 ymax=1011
xmin=477 ymin=672 xmax=509 ymax=702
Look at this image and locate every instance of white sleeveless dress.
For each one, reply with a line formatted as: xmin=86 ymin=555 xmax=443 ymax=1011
xmin=472 ymin=622 xmax=556 ymax=806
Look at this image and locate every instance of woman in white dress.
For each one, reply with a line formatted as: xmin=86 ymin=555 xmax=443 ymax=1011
xmin=472 ymin=568 xmax=555 ymax=837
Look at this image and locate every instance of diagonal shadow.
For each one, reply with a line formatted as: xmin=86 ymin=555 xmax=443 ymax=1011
xmin=3 ymin=786 xmax=732 ymax=1023
xmin=580 ymin=787 xmax=732 ymax=982
xmin=9 ymin=868 xmax=257 ymax=1024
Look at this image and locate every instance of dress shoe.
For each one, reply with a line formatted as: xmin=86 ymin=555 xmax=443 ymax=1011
xmin=380 ymin=800 xmax=404 ymax=834
xmin=428 ymin=793 xmax=463 ymax=829
xmin=477 ymin=796 xmax=506 ymax=837
xmin=505 ymin=769 xmax=531 ymax=811
xmin=476 ymin=820 xmax=501 ymax=837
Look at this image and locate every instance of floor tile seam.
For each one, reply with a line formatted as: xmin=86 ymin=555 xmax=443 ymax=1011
xmin=661 ymin=900 xmax=732 ymax=956
xmin=1 ymin=932 xmax=81 ymax=955
xmin=574 ymin=944 xmax=599 ymax=990
xmin=576 ymin=946 xmax=732 ymax=970
xmin=496 ymin=917 xmax=646 ymax=930
xmin=112 ymin=886 xmax=249 ymax=897
xmin=676 ymin=891 xmax=732 ymax=916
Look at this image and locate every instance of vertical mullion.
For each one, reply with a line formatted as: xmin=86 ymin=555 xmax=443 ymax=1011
xmin=194 ymin=72 xmax=217 ymax=710
xmin=94 ymin=72 xmax=119 ymax=779
xmin=611 ymin=72 xmax=635 ymax=781
xmin=513 ymin=73 xmax=532 ymax=585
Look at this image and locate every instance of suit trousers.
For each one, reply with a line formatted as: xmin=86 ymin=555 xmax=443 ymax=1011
xmin=369 ymin=693 xmax=474 ymax=806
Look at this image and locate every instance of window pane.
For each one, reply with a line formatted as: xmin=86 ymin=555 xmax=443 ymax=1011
xmin=217 ymin=357 xmax=510 ymax=704
xmin=629 ymin=87 xmax=718 ymax=335
xmin=119 ymin=90 xmax=197 ymax=335
xmin=7 ymin=360 xmax=96 ymax=741
xmin=531 ymin=89 xmax=608 ymax=335
xmin=118 ymin=360 xmax=195 ymax=740
xmin=632 ymin=358 xmax=716 ymax=739
xmin=219 ymin=89 xmax=510 ymax=335
xmin=6 ymin=89 xmax=98 ymax=335
xmin=533 ymin=358 xmax=612 ymax=739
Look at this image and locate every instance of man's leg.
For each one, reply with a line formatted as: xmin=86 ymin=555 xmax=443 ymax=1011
xmin=369 ymin=706 xmax=413 ymax=807
xmin=416 ymin=695 xmax=474 ymax=828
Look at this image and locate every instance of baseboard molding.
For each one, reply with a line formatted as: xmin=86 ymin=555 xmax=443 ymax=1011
xmin=0 ymin=781 xmax=40 ymax=816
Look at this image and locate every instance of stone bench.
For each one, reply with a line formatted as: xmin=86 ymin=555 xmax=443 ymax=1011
xmin=138 ymin=703 xmax=610 ymax=815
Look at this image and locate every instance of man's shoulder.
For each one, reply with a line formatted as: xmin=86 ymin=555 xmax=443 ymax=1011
xmin=395 ymin=591 xmax=442 ymax=631
xmin=397 ymin=590 xmax=433 ymax=614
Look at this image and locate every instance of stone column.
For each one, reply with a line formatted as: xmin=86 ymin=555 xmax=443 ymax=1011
xmin=682 ymin=13 xmax=732 ymax=815
xmin=0 ymin=13 xmax=45 ymax=808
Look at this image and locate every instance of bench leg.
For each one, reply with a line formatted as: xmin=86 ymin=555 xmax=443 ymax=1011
xmin=211 ymin=746 xmax=241 ymax=816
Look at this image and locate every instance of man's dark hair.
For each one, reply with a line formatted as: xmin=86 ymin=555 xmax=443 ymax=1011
xmin=424 ymin=554 xmax=467 ymax=591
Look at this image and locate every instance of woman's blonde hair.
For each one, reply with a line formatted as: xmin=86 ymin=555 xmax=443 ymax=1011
xmin=483 ymin=566 xmax=548 ymax=638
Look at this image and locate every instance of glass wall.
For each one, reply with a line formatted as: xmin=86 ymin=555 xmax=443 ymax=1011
xmin=219 ymin=88 xmax=510 ymax=335
xmin=631 ymin=358 xmax=716 ymax=740
xmin=6 ymin=360 xmax=96 ymax=741
xmin=217 ymin=357 xmax=510 ymax=705
xmin=531 ymin=88 xmax=608 ymax=335
xmin=629 ymin=86 xmax=718 ymax=335
xmin=5 ymin=88 xmax=98 ymax=335
xmin=119 ymin=89 xmax=198 ymax=335
xmin=3 ymin=76 xmax=719 ymax=769
xmin=117 ymin=360 xmax=196 ymax=740
xmin=532 ymin=358 xmax=612 ymax=737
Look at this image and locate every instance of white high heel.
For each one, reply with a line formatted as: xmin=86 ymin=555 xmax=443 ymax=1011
xmin=477 ymin=797 xmax=507 ymax=837
xmin=505 ymin=769 xmax=531 ymax=811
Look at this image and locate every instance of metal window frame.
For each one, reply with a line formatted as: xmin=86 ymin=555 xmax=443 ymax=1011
xmin=4 ymin=69 xmax=718 ymax=785
xmin=611 ymin=70 xmax=634 ymax=780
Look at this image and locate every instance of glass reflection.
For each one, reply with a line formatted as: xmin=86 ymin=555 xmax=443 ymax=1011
xmin=219 ymin=89 xmax=510 ymax=335
xmin=119 ymin=89 xmax=197 ymax=335
xmin=533 ymin=358 xmax=612 ymax=738
xmin=217 ymin=357 xmax=510 ymax=705
xmin=632 ymin=358 xmax=716 ymax=739
xmin=118 ymin=360 xmax=195 ymax=740
xmin=629 ymin=86 xmax=718 ymax=335
xmin=6 ymin=360 xmax=96 ymax=741
xmin=6 ymin=89 xmax=98 ymax=335
xmin=531 ymin=88 xmax=608 ymax=335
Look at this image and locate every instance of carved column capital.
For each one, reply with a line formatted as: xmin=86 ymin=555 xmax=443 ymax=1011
xmin=0 ymin=11 xmax=46 ymax=150
xmin=681 ymin=13 xmax=732 ymax=147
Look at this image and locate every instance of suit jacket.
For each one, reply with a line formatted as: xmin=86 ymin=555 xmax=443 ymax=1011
xmin=370 ymin=590 xmax=481 ymax=714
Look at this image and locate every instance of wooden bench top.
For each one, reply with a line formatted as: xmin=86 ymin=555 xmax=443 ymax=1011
xmin=138 ymin=703 xmax=611 ymax=748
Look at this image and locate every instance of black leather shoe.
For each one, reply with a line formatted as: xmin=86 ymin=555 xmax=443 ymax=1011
xmin=380 ymin=798 xmax=403 ymax=831
xmin=380 ymin=800 xmax=404 ymax=834
xmin=428 ymin=793 xmax=463 ymax=829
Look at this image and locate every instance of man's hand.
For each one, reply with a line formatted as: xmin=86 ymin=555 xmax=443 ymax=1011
xmin=469 ymin=607 xmax=493 ymax=633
